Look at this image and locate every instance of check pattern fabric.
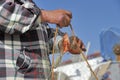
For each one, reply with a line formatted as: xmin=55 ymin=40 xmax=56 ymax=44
xmin=0 ymin=0 xmax=64 ymax=80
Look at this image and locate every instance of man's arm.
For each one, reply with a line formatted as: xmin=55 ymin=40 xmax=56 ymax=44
xmin=40 ymin=9 xmax=72 ymax=28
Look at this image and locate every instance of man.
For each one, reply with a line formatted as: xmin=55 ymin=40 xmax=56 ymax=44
xmin=0 ymin=0 xmax=85 ymax=80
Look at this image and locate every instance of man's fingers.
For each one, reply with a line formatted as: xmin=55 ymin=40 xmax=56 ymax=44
xmin=57 ymin=14 xmax=71 ymax=27
xmin=63 ymin=10 xmax=72 ymax=18
xmin=57 ymin=9 xmax=72 ymax=18
xmin=79 ymin=40 xmax=86 ymax=51
xmin=65 ymin=15 xmax=71 ymax=26
xmin=81 ymin=45 xmax=86 ymax=51
xmin=64 ymin=10 xmax=72 ymax=19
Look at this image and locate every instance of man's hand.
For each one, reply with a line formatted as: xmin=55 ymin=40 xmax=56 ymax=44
xmin=60 ymin=34 xmax=86 ymax=54
xmin=68 ymin=36 xmax=86 ymax=54
xmin=41 ymin=9 xmax=72 ymax=28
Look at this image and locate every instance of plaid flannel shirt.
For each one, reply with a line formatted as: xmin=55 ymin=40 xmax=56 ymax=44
xmin=0 ymin=0 xmax=64 ymax=80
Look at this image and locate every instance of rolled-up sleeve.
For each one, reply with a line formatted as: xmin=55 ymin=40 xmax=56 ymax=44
xmin=0 ymin=0 xmax=40 ymax=34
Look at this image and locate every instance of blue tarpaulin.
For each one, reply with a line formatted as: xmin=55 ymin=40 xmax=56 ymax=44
xmin=100 ymin=27 xmax=120 ymax=60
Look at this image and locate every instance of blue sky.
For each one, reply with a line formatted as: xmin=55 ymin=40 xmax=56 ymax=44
xmin=34 ymin=0 xmax=120 ymax=60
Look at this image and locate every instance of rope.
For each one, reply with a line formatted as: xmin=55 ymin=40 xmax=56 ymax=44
xmin=51 ymin=24 xmax=98 ymax=80
xmin=69 ymin=24 xmax=75 ymax=36
xmin=69 ymin=24 xmax=99 ymax=80
xmin=54 ymin=24 xmax=75 ymax=68
xmin=51 ymin=25 xmax=59 ymax=80
xmin=80 ymin=51 xmax=99 ymax=80
xmin=54 ymin=51 xmax=64 ymax=68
